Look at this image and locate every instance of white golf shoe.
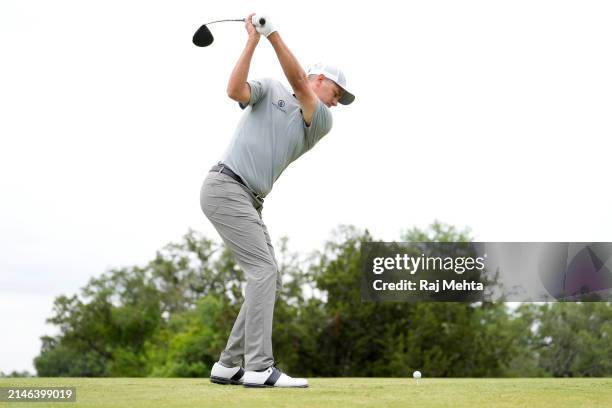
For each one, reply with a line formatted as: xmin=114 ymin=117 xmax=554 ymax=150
xmin=243 ymin=365 xmax=308 ymax=388
xmin=209 ymin=362 xmax=245 ymax=385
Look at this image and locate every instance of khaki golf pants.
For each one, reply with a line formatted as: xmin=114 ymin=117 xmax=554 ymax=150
xmin=200 ymin=171 xmax=281 ymax=371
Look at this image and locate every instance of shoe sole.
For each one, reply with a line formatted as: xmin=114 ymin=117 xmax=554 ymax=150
xmin=210 ymin=376 xmax=242 ymax=385
xmin=243 ymin=382 xmax=309 ymax=388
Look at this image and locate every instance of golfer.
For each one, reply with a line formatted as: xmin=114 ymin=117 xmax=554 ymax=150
xmin=200 ymin=13 xmax=354 ymax=388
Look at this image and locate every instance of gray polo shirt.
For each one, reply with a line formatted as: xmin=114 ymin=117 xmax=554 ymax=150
xmin=220 ymin=78 xmax=333 ymax=197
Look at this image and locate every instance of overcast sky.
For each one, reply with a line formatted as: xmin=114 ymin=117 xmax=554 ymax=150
xmin=1 ymin=0 xmax=611 ymax=374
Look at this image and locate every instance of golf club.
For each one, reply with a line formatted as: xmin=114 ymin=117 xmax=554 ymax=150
xmin=193 ymin=17 xmax=267 ymax=47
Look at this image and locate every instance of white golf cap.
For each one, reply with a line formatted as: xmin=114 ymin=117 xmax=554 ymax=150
xmin=307 ymin=62 xmax=355 ymax=105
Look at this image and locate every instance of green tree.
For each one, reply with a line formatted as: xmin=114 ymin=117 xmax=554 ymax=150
xmin=502 ymin=303 xmax=549 ymax=377
xmin=35 ymin=231 xmax=227 ymax=377
xmin=35 ymin=266 xmax=162 ymax=377
xmin=0 ymin=371 xmax=33 ymax=378
xmin=299 ymin=222 xmax=519 ymax=377
xmin=145 ymin=295 xmax=231 ymax=377
xmin=535 ymin=302 xmax=612 ymax=377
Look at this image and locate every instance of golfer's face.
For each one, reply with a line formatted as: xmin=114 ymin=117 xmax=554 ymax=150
xmin=321 ymin=79 xmax=343 ymax=108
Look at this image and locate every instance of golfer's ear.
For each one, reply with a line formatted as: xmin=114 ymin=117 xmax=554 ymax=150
xmin=317 ymin=74 xmax=325 ymax=84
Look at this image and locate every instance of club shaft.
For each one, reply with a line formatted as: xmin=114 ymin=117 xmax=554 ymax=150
xmin=204 ymin=19 xmax=245 ymax=26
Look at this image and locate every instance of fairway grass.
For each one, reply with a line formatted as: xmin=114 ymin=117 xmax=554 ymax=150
xmin=1 ymin=377 xmax=611 ymax=408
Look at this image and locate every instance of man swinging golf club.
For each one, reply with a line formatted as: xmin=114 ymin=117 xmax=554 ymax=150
xmin=200 ymin=13 xmax=355 ymax=388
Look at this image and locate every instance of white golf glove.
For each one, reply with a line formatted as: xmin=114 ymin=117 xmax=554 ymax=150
xmin=252 ymin=14 xmax=276 ymax=37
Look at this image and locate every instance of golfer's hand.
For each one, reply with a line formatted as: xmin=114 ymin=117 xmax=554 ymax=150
xmin=252 ymin=14 xmax=276 ymax=37
xmin=245 ymin=13 xmax=260 ymax=43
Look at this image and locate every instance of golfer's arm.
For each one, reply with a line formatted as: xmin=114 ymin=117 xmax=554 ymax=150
xmin=267 ymin=33 xmax=318 ymax=123
xmin=227 ymin=39 xmax=258 ymax=104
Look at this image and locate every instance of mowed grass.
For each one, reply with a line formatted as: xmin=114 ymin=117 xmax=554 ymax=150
xmin=1 ymin=377 xmax=611 ymax=408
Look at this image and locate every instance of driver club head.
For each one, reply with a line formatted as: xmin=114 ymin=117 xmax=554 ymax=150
xmin=193 ymin=24 xmax=214 ymax=47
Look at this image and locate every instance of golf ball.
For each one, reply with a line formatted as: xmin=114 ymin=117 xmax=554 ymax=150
xmin=413 ymin=370 xmax=422 ymax=379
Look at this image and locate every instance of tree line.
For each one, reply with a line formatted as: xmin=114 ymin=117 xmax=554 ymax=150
xmin=34 ymin=223 xmax=612 ymax=377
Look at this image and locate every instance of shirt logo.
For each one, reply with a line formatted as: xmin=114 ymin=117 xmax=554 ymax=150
xmin=271 ymin=99 xmax=287 ymax=113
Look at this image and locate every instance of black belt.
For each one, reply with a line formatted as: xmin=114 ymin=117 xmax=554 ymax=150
xmin=209 ymin=163 xmax=264 ymax=201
